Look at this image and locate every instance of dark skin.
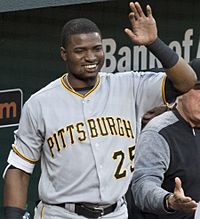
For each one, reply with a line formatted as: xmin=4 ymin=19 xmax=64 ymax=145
xmin=60 ymin=1 xmax=196 ymax=91
xmin=125 ymin=2 xmax=197 ymax=92
xmin=3 ymin=1 xmax=197 ymax=213
xmin=60 ymin=32 xmax=104 ymax=89
xmin=4 ymin=169 xmax=29 ymax=209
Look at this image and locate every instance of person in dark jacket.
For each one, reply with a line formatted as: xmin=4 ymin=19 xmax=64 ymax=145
xmin=132 ymin=58 xmax=200 ymax=219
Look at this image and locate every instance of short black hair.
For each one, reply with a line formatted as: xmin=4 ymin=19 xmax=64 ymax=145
xmin=61 ymin=18 xmax=102 ymax=48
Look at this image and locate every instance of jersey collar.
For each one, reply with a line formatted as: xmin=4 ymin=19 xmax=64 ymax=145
xmin=60 ymin=73 xmax=100 ymax=98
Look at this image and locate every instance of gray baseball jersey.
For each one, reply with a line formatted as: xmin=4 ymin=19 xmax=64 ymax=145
xmin=7 ymin=71 xmax=166 ymax=205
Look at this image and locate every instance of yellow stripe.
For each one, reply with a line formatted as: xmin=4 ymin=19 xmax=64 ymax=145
xmin=12 ymin=144 xmax=38 ymax=164
xmin=162 ymin=75 xmax=167 ymax=104
xmin=60 ymin=73 xmax=100 ymax=98
xmin=40 ymin=206 xmax=44 ymax=219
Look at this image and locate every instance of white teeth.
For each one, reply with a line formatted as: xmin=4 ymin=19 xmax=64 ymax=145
xmin=85 ymin=64 xmax=97 ymax=69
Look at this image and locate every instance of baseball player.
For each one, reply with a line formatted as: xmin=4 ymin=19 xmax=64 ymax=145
xmin=3 ymin=2 xmax=197 ymax=219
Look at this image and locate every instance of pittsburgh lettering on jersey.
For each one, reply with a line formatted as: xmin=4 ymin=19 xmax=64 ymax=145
xmin=47 ymin=116 xmax=134 ymax=158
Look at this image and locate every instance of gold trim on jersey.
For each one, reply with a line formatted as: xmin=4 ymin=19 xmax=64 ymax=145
xmin=60 ymin=73 xmax=100 ymax=98
xmin=12 ymin=144 xmax=38 ymax=164
xmin=162 ymin=75 xmax=167 ymax=104
xmin=40 ymin=206 xmax=44 ymax=219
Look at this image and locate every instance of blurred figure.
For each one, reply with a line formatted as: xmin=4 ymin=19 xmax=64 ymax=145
xmin=126 ymin=104 xmax=171 ymax=219
xmin=132 ymin=58 xmax=200 ymax=219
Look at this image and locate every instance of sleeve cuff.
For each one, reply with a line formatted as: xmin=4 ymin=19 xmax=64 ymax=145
xmin=163 ymin=193 xmax=176 ymax=213
xmin=6 ymin=150 xmax=35 ymax=174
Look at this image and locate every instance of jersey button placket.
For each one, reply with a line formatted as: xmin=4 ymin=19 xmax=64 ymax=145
xmin=93 ymin=142 xmax=105 ymax=198
xmin=82 ymin=98 xmax=92 ymax=117
xmin=83 ymin=98 xmax=105 ymax=198
xmin=99 ymin=163 xmax=104 ymax=193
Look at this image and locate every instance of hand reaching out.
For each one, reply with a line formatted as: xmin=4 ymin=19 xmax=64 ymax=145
xmin=125 ymin=2 xmax=157 ymax=45
xmin=167 ymin=177 xmax=197 ymax=213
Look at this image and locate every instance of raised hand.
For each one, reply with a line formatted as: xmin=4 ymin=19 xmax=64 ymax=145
xmin=125 ymin=2 xmax=157 ymax=45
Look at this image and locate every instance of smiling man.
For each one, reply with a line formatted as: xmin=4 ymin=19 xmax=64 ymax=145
xmin=3 ymin=2 xmax=197 ymax=219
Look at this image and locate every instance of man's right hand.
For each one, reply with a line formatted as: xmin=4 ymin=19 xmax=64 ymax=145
xmin=167 ymin=177 xmax=197 ymax=213
xmin=124 ymin=2 xmax=157 ymax=46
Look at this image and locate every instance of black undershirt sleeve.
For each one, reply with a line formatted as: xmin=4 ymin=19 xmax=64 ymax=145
xmin=146 ymin=68 xmax=183 ymax=104
xmin=165 ymin=77 xmax=183 ymax=103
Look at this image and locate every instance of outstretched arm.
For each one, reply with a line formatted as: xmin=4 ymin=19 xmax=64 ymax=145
xmin=4 ymin=168 xmax=30 ymax=218
xmin=125 ymin=2 xmax=197 ymax=93
xmin=166 ymin=177 xmax=197 ymax=213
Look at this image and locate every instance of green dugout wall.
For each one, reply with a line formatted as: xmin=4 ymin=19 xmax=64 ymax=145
xmin=0 ymin=0 xmax=200 ymax=217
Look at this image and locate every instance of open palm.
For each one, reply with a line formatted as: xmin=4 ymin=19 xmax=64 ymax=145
xmin=125 ymin=2 xmax=157 ymax=45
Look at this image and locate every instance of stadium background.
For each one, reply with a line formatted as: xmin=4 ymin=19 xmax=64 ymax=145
xmin=0 ymin=0 xmax=199 ymax=217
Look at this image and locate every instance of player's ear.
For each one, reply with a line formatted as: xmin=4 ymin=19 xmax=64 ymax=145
xmin=60 ymin=46 xmax=67 ymax=62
